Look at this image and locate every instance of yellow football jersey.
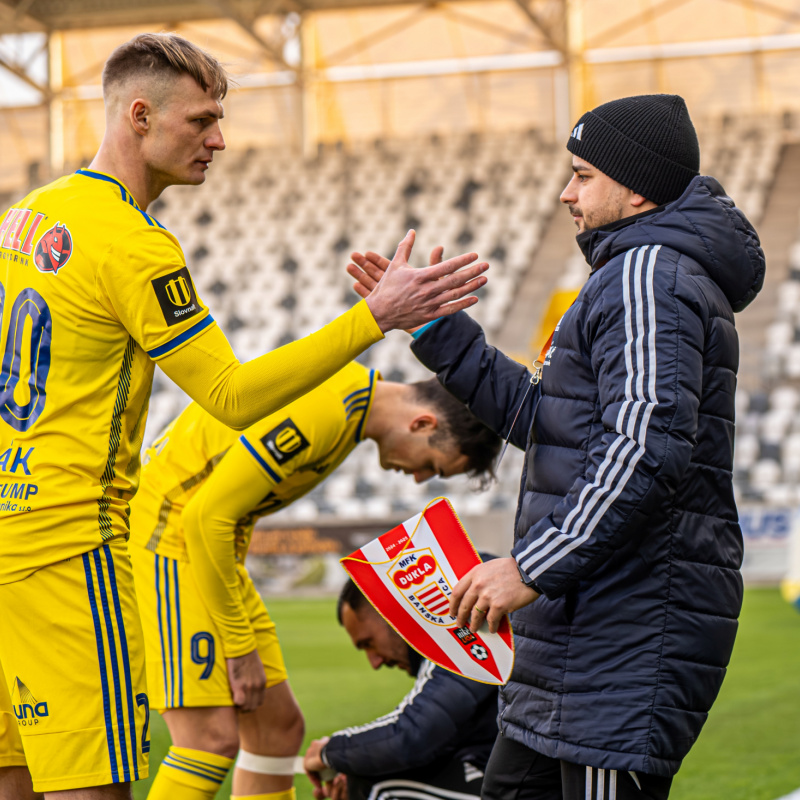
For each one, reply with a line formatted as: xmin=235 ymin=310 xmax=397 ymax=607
xmin=130 ymin=361 xmax=379 ymax=564
xmin=0 ymin=169 xmax=215 ymax=583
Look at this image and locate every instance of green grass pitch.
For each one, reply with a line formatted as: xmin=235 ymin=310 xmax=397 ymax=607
xmin=132 ymin=588 xmax=800 ymax=800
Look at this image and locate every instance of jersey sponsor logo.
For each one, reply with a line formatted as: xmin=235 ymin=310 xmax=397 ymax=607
xmin=0 ymin=208 xmax=46 ymax=255
xmin=11 ymin=677 xmax=49 ymax=727
xmin=33 ymin=221 xmax=73 ymax=274
xmin=0 ymin=446 xmax=34 ymax=475
xmin=261 ymin=418 xmax=310 ymax=465
xmin=152 ymin=267 xmax=203 ymax=326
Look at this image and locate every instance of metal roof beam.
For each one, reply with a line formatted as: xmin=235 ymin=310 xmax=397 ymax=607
xmin=586 ymin=0 xmax=694 ymax=49
xmin=0 ymin=0 xmax=46 ymax=32
xmin=204 ymin=0 xmax=295 ymax=70
xmin=511 ymin=0 xmax=565 ymax=55
xmin=0 ymin=53 xmax=49 ymax=97
xmin=584 ymin=31 xmax=800 ymax=63
xmin=718 ymin=0 xmax=800 ymax=25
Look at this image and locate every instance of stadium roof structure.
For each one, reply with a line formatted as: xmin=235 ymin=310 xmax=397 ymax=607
xmin=4 ymin=0 xmax=800 ymax=191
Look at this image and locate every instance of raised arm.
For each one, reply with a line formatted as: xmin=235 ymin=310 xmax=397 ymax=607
xmin=101 ymin=228 xmax=487 ymax=430
xmin=349 ymin=247 xmax=535 ymax=447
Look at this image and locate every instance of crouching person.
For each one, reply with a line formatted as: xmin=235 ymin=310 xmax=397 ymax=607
xmin=304 ymin=579 xmax=498 ymax=800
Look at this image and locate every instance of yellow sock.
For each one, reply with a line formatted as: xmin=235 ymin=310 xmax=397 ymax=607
xmin=231 ymin=788 xmax=297 ymax=800
xmin=148 ymin=746 xmax=234 ymax=799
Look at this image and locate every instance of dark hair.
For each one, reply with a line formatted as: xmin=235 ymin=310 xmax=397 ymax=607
xmin=337 ymin=578 xmax=368 ymax=625
xmin=411 ymin=378 xmax=501 ymax=488
xmin=103 ymin=33 xmax=229 ymax=100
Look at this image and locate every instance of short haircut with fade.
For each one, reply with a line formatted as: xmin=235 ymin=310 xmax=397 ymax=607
xmin=411 ymin=378 xmax=502 ymax=489
xmin=337 ymin=578 xmax=369 ymax=625
xmin=102 ymin=32 xmax=229 ymax=100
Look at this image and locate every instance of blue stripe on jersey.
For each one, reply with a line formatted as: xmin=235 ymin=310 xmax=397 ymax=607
xmin=147 ymin=315 xmax=215 ymax=359
xmin=82 ymin=552 xmax=120 ymax=783
xmin=355 ymin=369 xmax=377 ymax=443
xmin=346 ymin=403 xmax=368 ymax=421
xmin=104 ymin=544 xmax=140 ymax=780
xmin=92 ymin=549 xmax=131 ymax=781
xmin=162 ymin=755 xmax=225 ymax=784
xmin=343 ymin=390 xmax=370 ymax=410
xmin=344 ymin=395 xmax=370 ymax=415
xmin=76 ymin=169 xmax=168 ymax=229
xmin=164 ymin=557 xmax=175 ymax=707
xmin=76 ymin=169 xmax=131 ymax=199
xmin=239 ymin=435 xmax=282 ymax=483
xmin=134 ymin=207 xmax=155 ymax=227
xmin=155 ymin=556 xmax=169 ymax=707
xmin=172 ymin=558 xmax=184 ymax=707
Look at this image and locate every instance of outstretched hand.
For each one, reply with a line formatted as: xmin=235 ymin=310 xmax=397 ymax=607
xmin=355 ymin=232 xmax=485 ymax=333
xmin=449 ymin=557 xmax=540 ymax=634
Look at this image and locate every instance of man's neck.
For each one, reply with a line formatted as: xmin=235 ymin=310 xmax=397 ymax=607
xmin=88 ymin=140 xmax=160 ymax=210
xmin=362 ymin=381 xmax=409 ymax=445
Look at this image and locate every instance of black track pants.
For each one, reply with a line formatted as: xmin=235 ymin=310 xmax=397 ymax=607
xmin=481 ymin=734 xmax=673 ymax=800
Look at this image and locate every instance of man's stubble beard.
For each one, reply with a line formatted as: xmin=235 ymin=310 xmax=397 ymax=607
xmin=580 ymin=196 xmax=628 ymax=232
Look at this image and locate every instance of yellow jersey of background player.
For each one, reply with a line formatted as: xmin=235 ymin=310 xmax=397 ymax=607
xmin=128 ymin=362 xmax=501 ymax=800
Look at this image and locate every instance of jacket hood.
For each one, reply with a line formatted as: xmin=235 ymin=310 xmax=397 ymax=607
xmin=576 ymin=175 xmax=765 ymax=312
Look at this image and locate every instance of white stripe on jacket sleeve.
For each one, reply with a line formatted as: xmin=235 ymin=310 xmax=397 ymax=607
xmin=517 ymin=245 xmax=661 ymax=581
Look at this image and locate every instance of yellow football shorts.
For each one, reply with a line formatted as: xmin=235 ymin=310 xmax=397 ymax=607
xmin=131 ymin=547 xmax=288 ymax=711
xmin=0 ymin=658 xmax=26 ymax=769
xmin=0 ymin=538 xmax=149 ymax=793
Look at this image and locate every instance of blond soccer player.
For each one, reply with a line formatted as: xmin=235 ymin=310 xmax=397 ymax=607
xmin=0 ymin=33 xmax=487 ymax=800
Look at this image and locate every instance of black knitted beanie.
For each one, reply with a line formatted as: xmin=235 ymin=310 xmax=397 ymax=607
xmin=566 ymin=94 xmax=700 ymax=205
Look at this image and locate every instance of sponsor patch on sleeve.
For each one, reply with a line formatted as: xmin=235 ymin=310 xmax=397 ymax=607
xmin=261 ymin=418 xmax=310 ymax=465
xmin=152 ymin=266 xmax=203 ymax=327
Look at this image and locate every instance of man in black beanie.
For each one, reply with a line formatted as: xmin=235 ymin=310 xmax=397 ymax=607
xmin=349 ymin=93 xmax=765 ymax=799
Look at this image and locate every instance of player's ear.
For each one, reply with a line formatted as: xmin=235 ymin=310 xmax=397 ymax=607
xmin=630 ymin=191 xmax=650 ymax=208
xmin=130 ymin=99 xmax=151 ymax=136
xmin=410 ymin=413 xmax=437 ymax=434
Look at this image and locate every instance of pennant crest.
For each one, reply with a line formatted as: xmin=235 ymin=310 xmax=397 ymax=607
xmin=341 ymin=498 xmax=514 ymax=685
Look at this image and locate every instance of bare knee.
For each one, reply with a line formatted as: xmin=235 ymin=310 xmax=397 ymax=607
xmin=163 ymin=707 xmax=239 ymax=760
xmin=192 ymin=725 xmax=240 ymax=760
xmin=240 ymin=683 xmax=305 ymax=755
xmin=282 ymin=702 xmax=305 ymax=753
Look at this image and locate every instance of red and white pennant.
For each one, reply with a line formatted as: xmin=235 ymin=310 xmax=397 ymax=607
xmin=341 ymin=498 xmax=514 ymax=685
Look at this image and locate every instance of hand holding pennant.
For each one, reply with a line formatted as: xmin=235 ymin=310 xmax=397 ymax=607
xmin=340 ymin=498 xmax=514 ymax=685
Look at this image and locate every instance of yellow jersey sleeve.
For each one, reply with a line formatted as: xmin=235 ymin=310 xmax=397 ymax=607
xmin=182 ymin=391 xmax=346 ymax=657
xmin=158 ymin=300 xmax=382 ymax=431
xmin=182 ymin=440 xmax=275 ymax=658
xmin=239 ymin=385 xmax=346 ymax=482
xmin=95 ymin=226 xmax=214 ymax=359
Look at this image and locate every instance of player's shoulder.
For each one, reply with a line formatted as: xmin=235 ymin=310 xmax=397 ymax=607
xmin=329 ymin=362 xmax=379 ymax=407
xmin=73 ymin=170 xmax=163 ymax=222
xmin=17 ymin=171 xmax=178 ymax=255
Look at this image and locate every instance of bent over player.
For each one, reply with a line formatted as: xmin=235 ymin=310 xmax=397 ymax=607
xmin=128 ymin=362 xmax=501 ymax=800
xmin=0 ymin=33 xmax=487 ymax=800
xmin=304 ymin=579 xmax=499 ymax=800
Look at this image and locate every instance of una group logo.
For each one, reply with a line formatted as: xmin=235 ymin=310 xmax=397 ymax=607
xmin=11 ymin=677 xmax=49 ymax=727
xmin=34 ymin=221 xmax=73 ymax=275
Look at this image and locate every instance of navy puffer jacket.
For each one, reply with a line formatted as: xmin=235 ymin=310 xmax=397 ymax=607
xmin=410 ymin=176 xmax=764 ymax=777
